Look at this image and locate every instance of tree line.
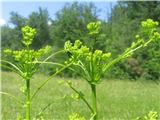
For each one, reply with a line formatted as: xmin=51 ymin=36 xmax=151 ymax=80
xmin=2 ymin=1 xmax=160 ymax=80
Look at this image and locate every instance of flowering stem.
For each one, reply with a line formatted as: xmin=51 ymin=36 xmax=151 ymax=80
xmin=91 ymin=84 xmax=97 ymax=120
xmin=103 ymin=45 xmax=143 ymax=73
xmin=26 ymin=78 xmax=31 ymax=120
xmin=90 ymin=35 xmax=98 ymax=120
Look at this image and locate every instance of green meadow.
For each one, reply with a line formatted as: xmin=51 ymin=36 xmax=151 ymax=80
xmin=1 ymin=71 xmax=160 ymax=120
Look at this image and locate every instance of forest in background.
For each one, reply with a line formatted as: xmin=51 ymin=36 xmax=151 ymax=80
xmin=1 ymin=1 xmax=160 ymax=80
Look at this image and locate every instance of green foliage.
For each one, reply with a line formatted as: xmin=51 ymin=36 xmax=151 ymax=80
xmin=10 ymin=12 xmax=26 ymax=29
xmin=123 ymin=1 xmax=160 ymax=20
xmin=1 ymin=26 xmax=22 ymax=50
xmin=2 ymin=8 xmax=51 ymax=50
xmin=50 ymin=2 xmax=98 ymax=48
xmin=142 ymin=47 xmax=160 ymax=80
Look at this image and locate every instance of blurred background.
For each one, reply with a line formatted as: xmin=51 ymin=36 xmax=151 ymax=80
xmin=1 ymin=1 xmax=160 ymax=80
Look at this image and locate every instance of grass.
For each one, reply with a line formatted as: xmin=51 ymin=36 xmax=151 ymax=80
xmin=1 ymin=71 xmax=160 ymax=120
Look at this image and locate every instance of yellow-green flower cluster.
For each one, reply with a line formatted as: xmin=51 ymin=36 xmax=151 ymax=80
xmin=64 ymin=40 xmax=111 ymax=84
xmin=140 ymin=19 xmax=160 ymax=40
xmin=136 ymin=19 xmax=160 ymax=47
xmin=64 ymin=40 xmax=90 ymax=63
xmin=87 ymin=21 xmax=101 ymax=35
xmin=4 ymin=45 xmax=52 ymax=63
xmin=116 ymin=19 xmax=160 ymax=62
xmin=22 ymin=25 xmax=36 ymax=46
xmin=141 ymin=19 xmax=159 ymax=29
xmin=65 ymin=40 xmax=111 ymax=64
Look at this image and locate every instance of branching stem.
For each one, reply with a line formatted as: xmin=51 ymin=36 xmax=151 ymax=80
xmin=31 ymin=62 xmax=73 ymax=101
xmin=67 ymin=83 xmax=94 ymax=113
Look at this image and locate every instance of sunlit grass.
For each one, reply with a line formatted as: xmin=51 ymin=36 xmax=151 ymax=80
xmin=1 ymin=71 xmax=160 ymax=120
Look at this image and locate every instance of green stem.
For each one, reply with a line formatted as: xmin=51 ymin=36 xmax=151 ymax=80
xmin=26 ymin=79 xmax=30 ymax=120
xmin=31 ymin=62 xmax=73 ymax=101
xmin=0 ymin=92 xmax=23 ymax=104
xmin=103 ymin=45 xmax=143 ymax=73
xmin=90 ymin=35 xmax=97 ymax=120
xmin=92 ymin=34 xmax=97 ymax=52
xmin=68 ymin=83 xmax=94 ymax=113
xmin=91 ymin=84 xmax=97 ymax=120
xmin=1 ymin=60 xmax=23 ymax=75
xmin=43 ymin=50 xmax=64 ymax=62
